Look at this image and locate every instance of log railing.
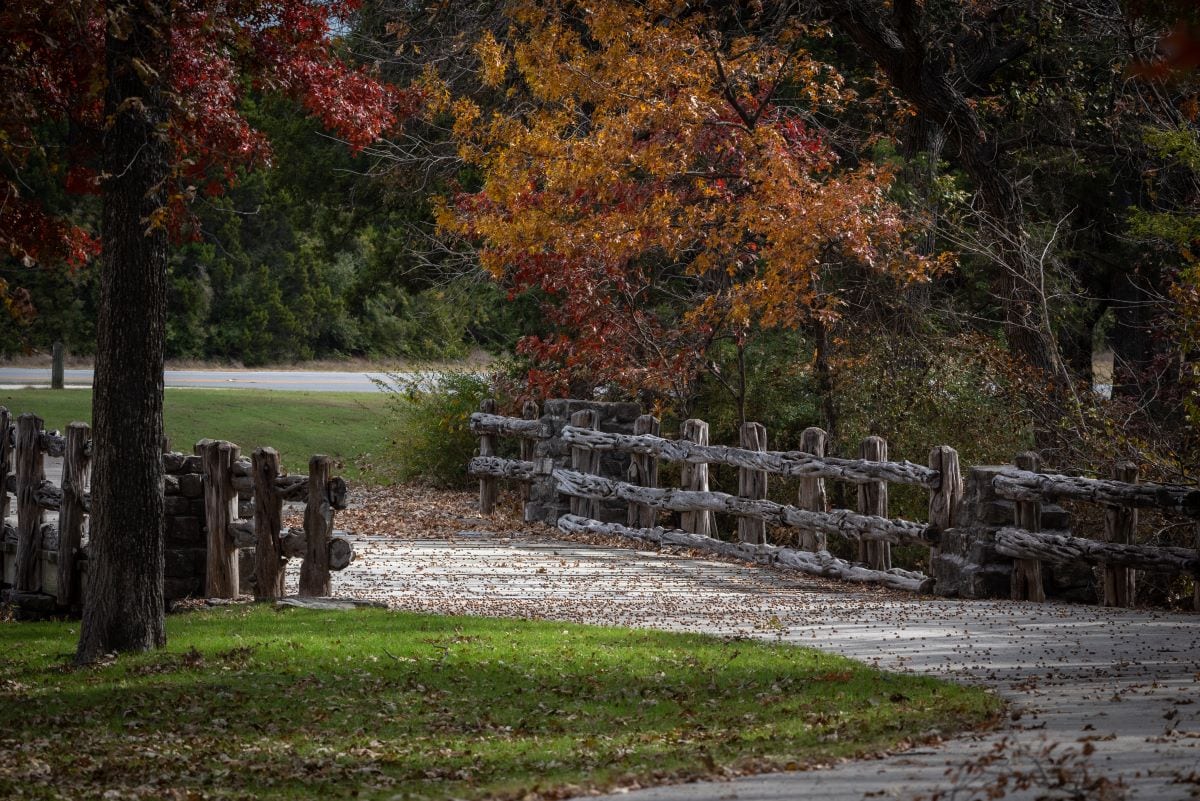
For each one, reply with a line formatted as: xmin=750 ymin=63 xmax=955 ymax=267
xmin=470 ymin=400 xmax=1200 ymax=608
xmin=0 ymin=406 xmax=358 ymax=614
xmin=468 ymin=402 xmax=964 ymax=593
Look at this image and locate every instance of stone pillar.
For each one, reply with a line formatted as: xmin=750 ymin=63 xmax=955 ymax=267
xmin=933 ymin=465 xmax=1080 ymax=600
xmin=525 ymin=399 xmax=642 ymax=525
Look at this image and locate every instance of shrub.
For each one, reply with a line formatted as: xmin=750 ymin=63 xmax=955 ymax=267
xmin=376 ymin=369 xmax=493 ymax=488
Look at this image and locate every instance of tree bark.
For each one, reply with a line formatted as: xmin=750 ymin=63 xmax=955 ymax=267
xmin=77 ymin=0 xmax=171 ymax=663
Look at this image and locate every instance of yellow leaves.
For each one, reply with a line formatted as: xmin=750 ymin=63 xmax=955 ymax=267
xmin=475 ymin=31 xmax=508 ymax=89
xmin=414 ymin=64 xmax=450 ymax=121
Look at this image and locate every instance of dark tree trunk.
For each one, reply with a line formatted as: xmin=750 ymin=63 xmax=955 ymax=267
xmin=76 ymin=0 xmax=171 ymax=664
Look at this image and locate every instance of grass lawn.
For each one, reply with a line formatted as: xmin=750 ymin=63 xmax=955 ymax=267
xmin=0 ymin=388 xmax=391 ymax=484
xmin=0 ymin=605 xmax=1000 ymax=801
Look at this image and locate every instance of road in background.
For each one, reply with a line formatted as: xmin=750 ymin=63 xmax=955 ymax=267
xmin=0 ymin=367 xmax=391 ymax=393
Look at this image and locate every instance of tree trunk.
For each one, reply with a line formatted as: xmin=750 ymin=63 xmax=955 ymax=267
xmin=76 ymin=0 xmax=171 ymax=664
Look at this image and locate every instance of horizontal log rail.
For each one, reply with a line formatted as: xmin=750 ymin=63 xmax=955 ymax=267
xmin=558 ymin=425 xmax=941 ymax=488
xmin=469 ymin=412 xmax=545 ymax=439
xmin=227 ymin=521 xmax=355 ymax=570
xmin=557 ymin=514 xmax=934 ymax=593
xmin=468 ymin=456 xmax=937 ymax=546
xmin=994 ymin=526 xmax=1200 ymax=576
xmin=31 ymin=479 xmax=89 ymax=513
xmin=993 ymin=469 xmax=1200 ymax=517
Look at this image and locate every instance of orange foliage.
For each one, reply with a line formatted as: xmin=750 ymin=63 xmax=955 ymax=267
xmin=439 ymin=0 xmax=940 ymax=400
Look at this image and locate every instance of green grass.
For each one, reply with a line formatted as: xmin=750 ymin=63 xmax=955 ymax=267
xmin=0 ymin=388 xmax=391 ymax=484
xmin=0 ymin=606 xmax=1000 ymax=800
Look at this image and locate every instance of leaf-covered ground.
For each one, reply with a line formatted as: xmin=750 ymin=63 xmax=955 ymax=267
xmin=0 ymin=606 xmax=1000 ymax=801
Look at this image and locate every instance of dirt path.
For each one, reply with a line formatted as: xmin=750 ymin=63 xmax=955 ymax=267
xmin=291 ymin=492 xmax=1200 ymax=800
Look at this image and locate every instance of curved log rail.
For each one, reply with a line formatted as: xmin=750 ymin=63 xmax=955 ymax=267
xmin=469 ymin=412 xmax=545 ymax=439
xmin=993 ymin=469 xmax=1200 ymax=517
xmin=995 ymin=526 xmax=1200 ymax=576
xmin=557 ymin=514 xmax=934 ymax=593
xmin=468 ymin=457 xmax=937 ymax=547
xmin=558 ymin=425 xmax=941 ymax=488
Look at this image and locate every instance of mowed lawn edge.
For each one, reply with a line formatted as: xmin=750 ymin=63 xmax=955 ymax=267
xmin=0 ymin=606 xmax=1002 ymax=801
xmin=0 ymin=388 xmax=392 ymax=484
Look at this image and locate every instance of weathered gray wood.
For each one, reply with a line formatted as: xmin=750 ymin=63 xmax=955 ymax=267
xmin=1103 ymin=462 xmax=1138 ymax=608
xmin=995 ymin=526 xmax=1200 ymax=575
xmin=478 ymin=399 xmax=499 ymax=515
xmin=39 ymin=430 xmax=65 ymax=458
xmin=559 ymin=425 xmax=940 ymax=487
xmin=299 ymin=454 xmax=334 ymax=596
xmin=469 ymin=456 xmax=539 ymax=481
xmin=552 ymin=464 xmax=934 ymax=545
xmin=857 ymin=437 xmax=891 ymax=570
xmin=252 ymin=447 xmax=285 ymax=600
xmin=328 ymin=536 xmax=354 ymax=571
xmin=796 ymin=427 xmax=829 ymax=552
xmin=230 ymin=473 xmax=308 ymax=500
xmin=928 ymin=445 xmax=963 ymax=568
xmin=680 ymin=419 xmax=715 ymax=537
xmin=0 ymin=408 xmax=11 ymax=525
xmin=469 ymin=411 xmax=544 ymax=438
xmin=993 ymin=468 xmax=1200 ymax=516
xmin=626 ymin=415 xmax=661 ymax=529
xmin=557 ymin=514 xmax=934 ymax=593
xmin=14 ymin=413 xmax=45 ymax=592
xmin=56 ymin=422 xmax=90 ymax=608
xmin=519 ymin=401 xmax=540 ymax=501
xmin=1011 ymin=452 xmax=1046 ymax=602
xmin=569 ymin=409 xmax=601 ymax=519
xmin=202 ymin=440 xmax=241 ymax=598
xmin=738 ymin=422 xmax=768 ymax=545
xmin=31 ymin=479 xmax=90 ymax=512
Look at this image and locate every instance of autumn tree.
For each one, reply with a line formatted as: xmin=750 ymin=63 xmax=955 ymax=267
xmin=435 ymin=0 xmax=936 ymax=419
xmin=1 ymin=0 xmax=412 ymax=662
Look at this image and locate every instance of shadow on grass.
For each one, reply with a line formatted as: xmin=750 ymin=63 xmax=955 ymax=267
xmin=0 ymin=606 xmax=999 ymax=801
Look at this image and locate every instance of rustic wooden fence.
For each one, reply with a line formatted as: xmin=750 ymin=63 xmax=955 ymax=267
xmin=0 ymin=407 xmax=354 ymax=615
xmin=469 ymin=401 xmax=1200 ymax=609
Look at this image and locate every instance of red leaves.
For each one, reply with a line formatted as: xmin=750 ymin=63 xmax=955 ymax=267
xmin=2 ymin=0 xmax=422 ymax=265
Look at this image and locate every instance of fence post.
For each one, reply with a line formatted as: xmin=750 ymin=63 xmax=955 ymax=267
xmin=680 ymin=418 xmax=715 ymax=537
xmin=519 ymin=401 xmax=540 ymax=502
xmin=928 ymin=445 xmax=963 ymax=570
xmin=300 ymin=454 xmax=334 ymax=597
xmin=1103 ymin=461 xmax=1138 ymax=608
xmin=1194 ymin=522 xmax=1199 ymax=613
xmin=569 ymin=409 xmax=600 ymax=519
xmin=253 ymin=446 xmax=285 ymax=600
xmin=56 ymin=422 xmax=90 ymax=608
xmin=627 ymin=414 xmax=660 ymax=528
xmin=0 ymin=407 xmax=11 ymax=529
xmin=14 ymin=413 xmax=45 ymax=592
xmin=1011 ymin=451 xmax=1046 ymax=602
xmin=738 ymin=422 xmax=768 ymax=545
xmin=857 ymin=436 xmax=890 ymax=570
xmin=478 ymin=398 xmax=498 ymax=515
xmin=201 ymin=439 xmax=240 ymax=598
xmin=797 ymin=427 xmax=828 ymax=551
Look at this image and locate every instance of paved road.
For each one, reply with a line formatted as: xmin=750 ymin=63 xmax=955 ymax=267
xmin=0 ymin=367 xmax=389 ymax=392
xmin=310 ymin=525 xmax=1200 ymax=800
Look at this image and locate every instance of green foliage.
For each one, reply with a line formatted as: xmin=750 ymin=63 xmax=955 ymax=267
xmin=376 ymin=369 xmax=493 ymax=487
xmin=831 ymin=332 xmax=1033 ymax=521
xmin=0 ymin=605 xmax=1000 ymax=801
